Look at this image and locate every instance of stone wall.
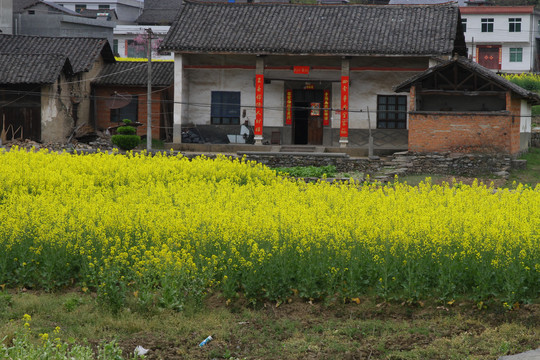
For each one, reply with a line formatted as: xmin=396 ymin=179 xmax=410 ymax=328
xmin=387 ymin=151 xmax=518 ymax=177
xmin=234 ymin=151 xmax=522 ymax=178
xmin=240 ymin=153 xmax=380 ymax=173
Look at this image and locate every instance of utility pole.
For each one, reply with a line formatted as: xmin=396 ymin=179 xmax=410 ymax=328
xmin=146 ymin=28 xmax=153 ymax=151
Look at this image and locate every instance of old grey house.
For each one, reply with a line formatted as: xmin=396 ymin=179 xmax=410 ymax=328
xmin=160 ymin=1 xmax=467 ymax=148
xmin=0 ymin=34 xmax=115 ymax=143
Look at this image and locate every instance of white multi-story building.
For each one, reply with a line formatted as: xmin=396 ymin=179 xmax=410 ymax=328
xmin=460 ymin=5 xmax=540 ymax=73
xmin=48 ymin=0 xmax=143 ymax=24
xmin=113 ymin=25 xmax=172 ymax=60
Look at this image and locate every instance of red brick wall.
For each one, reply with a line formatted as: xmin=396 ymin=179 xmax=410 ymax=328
xmin=95 ymin=87 xmax=162 ymax=140
xmin=408 ymin=92 xmax=522 ymax=154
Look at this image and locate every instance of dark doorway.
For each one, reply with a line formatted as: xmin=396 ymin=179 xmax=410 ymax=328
xmin=0 ymin=87 xmax=41 ymax=142
xmin=292 ymin=89 xmax=323 ymax=145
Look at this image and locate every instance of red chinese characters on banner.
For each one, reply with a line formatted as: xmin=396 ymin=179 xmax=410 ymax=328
xmin=323 ymin=90 xmax=330 ymax=126
xmin=340 ymin=76 xmax=349 ymax=138
xmin=293 ymin=66 xmax=310 ymax=74
xmin=255 ymin=74 xmax=264 ymax=136
xmin=285 ymin=89 xmax=293 ymax=125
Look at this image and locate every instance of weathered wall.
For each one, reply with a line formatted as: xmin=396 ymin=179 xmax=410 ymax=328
xmin=41 ymin=77 xmax=71 ymax=143
xmin=41 ymin=56 xmax=107 ymax=143
xmin=95 ymin=86 xmax=162 ymax=139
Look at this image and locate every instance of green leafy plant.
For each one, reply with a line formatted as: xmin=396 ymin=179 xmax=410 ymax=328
xmin=111 ymin=119 xmax=141 ymax=151
xmin=273 ymin=165 xmax=337 ymax=178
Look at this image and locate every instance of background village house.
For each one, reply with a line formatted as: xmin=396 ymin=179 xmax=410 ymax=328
xmin=160 ymin=1 xmax=467 ymax=150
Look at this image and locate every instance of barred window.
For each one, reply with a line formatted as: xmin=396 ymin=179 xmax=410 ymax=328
xmin=377 ymin=95 xmax=407 ymax=129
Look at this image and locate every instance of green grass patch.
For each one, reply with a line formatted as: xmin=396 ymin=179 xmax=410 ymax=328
xmin=273 ymin=165 xmax=337 ymax=178
xmin=506 ymin=147 xmax=540 ymax=187
xmin=1 ymin=291 xmax=539 ymax=360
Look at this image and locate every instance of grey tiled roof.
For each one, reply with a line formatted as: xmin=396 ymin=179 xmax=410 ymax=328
xmin=92 ymin=61 xmax=174 ymax=87
xmin=394 ymin=57 xmax=540 ymax=104
xmin=0 ymin=34 xmax=115 ymax=74
xmin=161 ymin=1 xmax=464 ymax=56
xmin=136 ymin=0 xmax=182 ymax=25
xmin=0 ymin=54 xmax=72 ymax=84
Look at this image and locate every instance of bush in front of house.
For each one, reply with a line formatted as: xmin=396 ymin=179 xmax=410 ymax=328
xmin=111 ymin=119 xmax=141 ymax=150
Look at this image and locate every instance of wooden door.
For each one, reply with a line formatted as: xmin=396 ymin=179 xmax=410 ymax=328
xmin=477 ymin=46 xmax=500 ymax=70
xmin=307 ymin=114 xmax=323 ymax=145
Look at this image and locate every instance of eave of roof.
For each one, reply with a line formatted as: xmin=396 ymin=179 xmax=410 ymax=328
xmin=92 ymin=61 xmax=174 ymax=87
xmin=459 ymin=6 xmax=535 ymax=14
xmin=0 ymin=53 xmax=73 ymax=84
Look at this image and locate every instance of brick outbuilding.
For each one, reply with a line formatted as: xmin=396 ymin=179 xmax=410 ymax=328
xmin=92 ymin=61 xmax=174 ymax=141
xmin=395 ymin=57 xmax=540 ymax=155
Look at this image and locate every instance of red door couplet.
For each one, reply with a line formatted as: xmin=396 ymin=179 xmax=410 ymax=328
xmin=254 ymin=74 xmax=264 ymax=136
xmin=340 ymin=76 xmax=349 ymax=138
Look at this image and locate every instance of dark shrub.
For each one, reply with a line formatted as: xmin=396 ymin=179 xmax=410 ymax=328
xmin=117 ymin=126 xmax=136 ymax=135
xmin=111 ymin=119 xmax=141 ymax=150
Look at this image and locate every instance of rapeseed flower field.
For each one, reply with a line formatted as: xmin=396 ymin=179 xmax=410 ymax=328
xmin=0 ymin=148 xmax=538 ymax=311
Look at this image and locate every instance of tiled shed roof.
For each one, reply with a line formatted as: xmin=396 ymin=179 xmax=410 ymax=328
xmin=92 ymin=61 xmax=174 ymax=87
xmin=394 ymin=57 xmax=540 ymax=105
xmin=0 ymin=54 xmax=72 ymax=84
xmin=161 ymin=1 xmax=465 ymax=56
xmin=136 ymin=0 xmax=182 ymax=25
xmin=0 ymin=34 xmax=115 ymax=74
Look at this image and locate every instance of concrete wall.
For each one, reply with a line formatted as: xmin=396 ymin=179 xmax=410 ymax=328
xmin=178 ymin=54 xmax=429 ymax=147
xmin=520 ymin=99 xmax=532 ymax=152
xmin=48 ymin=0 xmax=143 ymax=23
xmin=0 ymin=0 xmax=12 ymax=34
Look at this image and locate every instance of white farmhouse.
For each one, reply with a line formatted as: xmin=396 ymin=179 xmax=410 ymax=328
xmin=460 ymin=5 xmax=540 ymax=73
